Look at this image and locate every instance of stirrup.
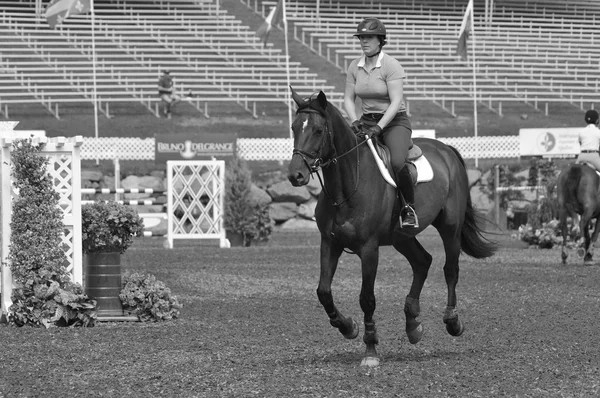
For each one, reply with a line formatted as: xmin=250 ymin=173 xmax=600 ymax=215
xmin=400 ymin=205 xmax=419 ymax=228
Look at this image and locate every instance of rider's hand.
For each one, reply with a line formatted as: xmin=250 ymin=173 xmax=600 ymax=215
xmin=365 ymin=125 xmax=383 ymax=138
xmin=351 ymin=120 xmax=363 ymax=135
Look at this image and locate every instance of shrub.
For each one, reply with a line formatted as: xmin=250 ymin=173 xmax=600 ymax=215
xmin=224 ymin=156 xmax=273 ymax=246
xmin=7 ymin=139 xmax=96 ymax=327
xmin=119 ymin=272 xmax=182 ymax=322
xmin=81 ymin=201 xmax=144 ymax=254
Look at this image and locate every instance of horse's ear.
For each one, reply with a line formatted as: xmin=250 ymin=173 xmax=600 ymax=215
xmin=290 ymin=86 xmax=304 ymax=107
xmin=317 ymin=91 xmax=328 ymax=110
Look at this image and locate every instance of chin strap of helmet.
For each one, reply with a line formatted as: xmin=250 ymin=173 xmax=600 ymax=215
xmin=366 ymin=50 xmax=381 ymax=59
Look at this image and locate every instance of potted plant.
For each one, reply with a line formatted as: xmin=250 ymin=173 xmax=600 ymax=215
xmin=224 ymin=156 xmax=273 ymax=247
xmin=81 ymin=201 xmax=144 ymax=317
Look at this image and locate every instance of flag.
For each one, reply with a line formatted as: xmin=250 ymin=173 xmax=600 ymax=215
xmin=456 ymin=0 xmax=473 ymax=61
xmin=256 ymin=0 xmax=285 ymax=46
xmin=44 ymin=0 xmax=92 ymax=29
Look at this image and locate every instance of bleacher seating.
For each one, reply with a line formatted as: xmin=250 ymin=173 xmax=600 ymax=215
xmin=1 ymin=0 xmax=600 ymax=119
xmin=0 ymin=0 xmax=342 ymax=119
xmin=249 ymin=0 xmax=600 ymax=116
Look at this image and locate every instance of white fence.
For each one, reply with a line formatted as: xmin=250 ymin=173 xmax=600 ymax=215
xmin=81 ymin=135 xmax=520 ymax=161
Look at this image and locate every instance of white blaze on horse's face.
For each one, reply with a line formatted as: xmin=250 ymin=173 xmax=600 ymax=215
xmin=302 ymin=117 xmax=309 ymax=135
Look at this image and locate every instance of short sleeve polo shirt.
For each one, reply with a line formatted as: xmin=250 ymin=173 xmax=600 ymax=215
xmin=346 ymin=52 xmax=407 ymax=114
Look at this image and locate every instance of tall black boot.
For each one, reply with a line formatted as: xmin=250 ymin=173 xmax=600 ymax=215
xmin=396 ymin=165 xmax=419 ymax=228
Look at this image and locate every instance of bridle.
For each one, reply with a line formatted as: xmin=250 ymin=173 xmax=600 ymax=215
xmin=291 ymin=106 xmax=367 ymax=206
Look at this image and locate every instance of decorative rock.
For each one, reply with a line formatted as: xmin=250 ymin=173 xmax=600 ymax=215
xmin=297 ymin=198 xmax=317 ymax=220
xmin=81 ymin=169 xmax=103 ymax=184
xmin=249 ymin=184 xmax=272 ymax=207
xmin=121 ymin=175 xmax=164 ymax=199
xmin=267 ymin=180 xmax=312 ymax=204
xmin=466 ymin=168 xmax=482 ymax=188
xmin=306 ymin=173 xmax=323 ymax=197
xmin=269 ymin=202 xmax=299 ymax=222
xmin=279 ymin=218 xmax=318 ymax=230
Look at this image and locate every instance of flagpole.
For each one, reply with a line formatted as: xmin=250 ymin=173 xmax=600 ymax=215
xmin=282 ymin=0 xmax=292 ymax=139
xmin=90 ymin=0 xmax=99 ymax=154
xmin=470 ymin=1 xmax=478 ymax=168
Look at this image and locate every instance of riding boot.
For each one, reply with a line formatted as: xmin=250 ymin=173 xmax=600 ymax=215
xmin=396 ymin=165 xmax=419 ymax=228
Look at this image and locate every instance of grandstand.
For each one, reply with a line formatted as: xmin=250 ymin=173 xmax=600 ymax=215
xmin=1 ymin=0 xmax=599 ymax=135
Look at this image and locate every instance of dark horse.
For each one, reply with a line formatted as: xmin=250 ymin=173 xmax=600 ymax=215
xmin=287 ymin=89 xmax=497 ymax=366
xmin=557 ymin=163 xmax=600 ymax=264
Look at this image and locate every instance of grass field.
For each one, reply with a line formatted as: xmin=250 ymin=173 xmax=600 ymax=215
xmin=1 ymin=230 xmax=599 ymax=397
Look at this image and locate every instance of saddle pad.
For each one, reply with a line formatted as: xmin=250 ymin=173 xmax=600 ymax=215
xmin=373 ymin=141 xmax=434 ymax=185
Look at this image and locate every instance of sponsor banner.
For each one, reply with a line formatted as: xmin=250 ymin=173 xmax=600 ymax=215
xmin=155 ymin=132 xmax=237 ymax=163
xmin=519 ymin=127 xmax=583 ymax=157
xmin=413 ymin=129 xmax=436 ymax=139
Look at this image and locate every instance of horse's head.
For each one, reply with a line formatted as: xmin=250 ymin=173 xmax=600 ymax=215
xmin=288 ymin=88 xmax=336 ymax=186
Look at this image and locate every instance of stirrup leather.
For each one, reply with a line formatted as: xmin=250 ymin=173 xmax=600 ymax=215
xmin=400 ymin=205 xmax=419 ymax=228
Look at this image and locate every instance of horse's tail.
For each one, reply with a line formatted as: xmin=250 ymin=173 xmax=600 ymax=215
xmin=448 ymin=145 xmax=498 ymax=259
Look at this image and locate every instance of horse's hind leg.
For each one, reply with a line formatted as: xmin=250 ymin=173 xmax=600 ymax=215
xmin=316 ymin=239 xmax=359 ymax=340
xmin=579 ymin=211 xmax=594 ymax=264
xmin=559 ymin=208 xmax=570 ymax=264
xmin=393 ymin=238 xmax=433 ymax=345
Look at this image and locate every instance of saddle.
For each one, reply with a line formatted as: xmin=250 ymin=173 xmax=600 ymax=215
xmin=371 ymin=137 xmax=434 ymax=186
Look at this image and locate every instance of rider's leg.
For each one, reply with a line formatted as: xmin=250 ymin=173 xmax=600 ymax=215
xmin=381 ymin=121 xmax=417 ymax=228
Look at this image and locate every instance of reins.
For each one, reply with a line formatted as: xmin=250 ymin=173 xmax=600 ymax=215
xmin=292 ymin=107 xmax=367 ymax=207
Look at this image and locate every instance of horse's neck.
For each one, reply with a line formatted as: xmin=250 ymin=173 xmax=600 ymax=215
xmin=322 ymin=120 xmax=372 ymax=203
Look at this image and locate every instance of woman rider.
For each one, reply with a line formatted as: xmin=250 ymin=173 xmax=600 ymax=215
xmin=344 ymin=17 xmax=418 ymax=228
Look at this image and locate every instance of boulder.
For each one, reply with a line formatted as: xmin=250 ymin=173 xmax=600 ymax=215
xmin=248 ymin=184 xmax=272 ymax=207
xmin=467 ymin=168 xmax=482 ymax=188
xmin=81 ymin=169 xmax=103 ymax=184
xmin=269 ymin=202 xmax=298 ymax=222
xmin=267 ymin=180 xmax=312 ymax=204
xmin=121 ymin=175 xmax=164 ymax=199
xmin=279 ymin=218 xmax=318 ymax=230
xmin=306 ymin=173 xmax=323 ymax=197
xmin=297 ymin=198 xmax=317 ymax=220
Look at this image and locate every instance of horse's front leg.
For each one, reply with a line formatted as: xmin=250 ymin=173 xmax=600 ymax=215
xmin=358 ymin=244 xmax=380 ymax=367
xmin=316 ymin=238 xmax=359 ymax=340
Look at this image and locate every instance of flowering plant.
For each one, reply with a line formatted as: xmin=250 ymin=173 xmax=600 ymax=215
xmin=516 ymin=220 xmax=577 ymax=249
xmin=81 ymin=201 xmax=144 ymax=254
xmin=119 ymin=272 xmax=182 ymax=322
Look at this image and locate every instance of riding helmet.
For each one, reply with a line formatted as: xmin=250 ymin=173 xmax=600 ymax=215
xmin=353 ymin=18 xmax=386 ymax=37
xmin=585 ymin=109 xmax=599 ymax=124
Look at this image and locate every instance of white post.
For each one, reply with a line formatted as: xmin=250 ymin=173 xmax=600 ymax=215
xmin=282 ymin=0 xmax=293 ymax=139
xmin=91 ymin=0 xmax=100 ymax=163
xmin=471 ymin=3 xmax=479 ymax=168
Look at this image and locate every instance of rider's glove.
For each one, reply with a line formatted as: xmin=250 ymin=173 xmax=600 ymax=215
xmin=365 ymin=125 xmax=383 ymax=138
xmin=351 ymin=120 xmax=363 ymax=135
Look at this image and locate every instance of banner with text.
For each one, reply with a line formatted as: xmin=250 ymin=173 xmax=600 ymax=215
xmin=519 ymin=127 xmax=584 ymax=157
xmin=155 ymin=132 xmax=237 ymax=163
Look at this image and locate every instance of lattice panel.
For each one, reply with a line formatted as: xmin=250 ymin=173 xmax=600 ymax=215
xmin=48 ymin=153 xmax=74 ymax=215
xmin=81 ymin=137 xmax=155 ymax=160
xmin=78 ymin=136 xmax=521 ymax=161
xmin=439 ymin=136 xmax=520 ymax=159
xmin=167 ymin=160 xmax=227 ymax=248
xmin=237 ymin=138 xmax=295 ymax=161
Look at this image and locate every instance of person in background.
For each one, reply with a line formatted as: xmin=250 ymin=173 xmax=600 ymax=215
xmin=157 ymin=70 xmax=193 ymax=119
xmin=576 ymin=109 xmax=600 ymax=171
xmin=343 ymin=17 xmax=418 ymax=228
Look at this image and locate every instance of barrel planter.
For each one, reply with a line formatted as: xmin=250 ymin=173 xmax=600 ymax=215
xmin=84 ymin=252 xmax=124 ymax=317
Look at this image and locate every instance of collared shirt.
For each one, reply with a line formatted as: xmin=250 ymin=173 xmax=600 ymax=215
xmin=346 ymin=52 xmax=407 ymax=114
xmin=579 ymin=124 xmax=600 ymax=151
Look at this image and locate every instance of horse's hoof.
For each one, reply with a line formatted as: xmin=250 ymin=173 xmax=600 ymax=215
xmin=360 ymin=356 xmax=380 ymax=367
xmin=577 ymin=248 xmax=586 ymax=258
xmin=343 ymin=319 xmax=359 ymax=339
xmin=444 ymin=317 xmax=465 ymax=337
xmin=406 ymin=323 xmax=424 ymax=344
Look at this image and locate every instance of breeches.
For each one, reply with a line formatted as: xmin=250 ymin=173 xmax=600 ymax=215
xmin=576 ymin=153 xmax=600 ymax=171
xmin=160 ymin=93 xmax=181 ymax=104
